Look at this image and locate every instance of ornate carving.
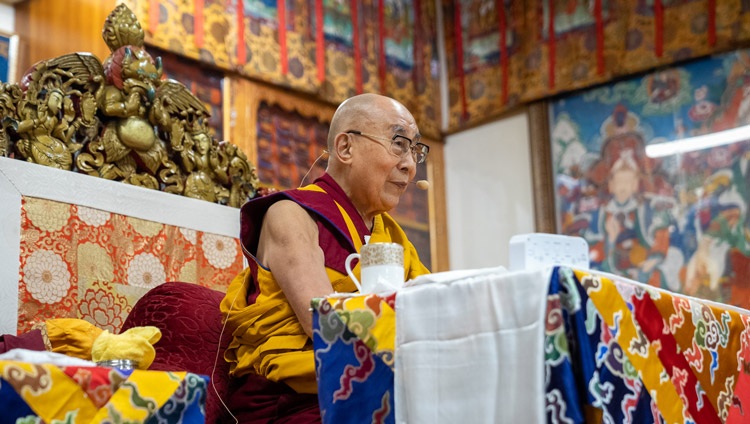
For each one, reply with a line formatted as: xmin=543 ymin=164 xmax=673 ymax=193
xmin=2 ymin=3 xmax=258 ymax=207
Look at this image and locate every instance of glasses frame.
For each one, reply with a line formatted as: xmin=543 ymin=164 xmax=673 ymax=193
xmin=346 ymin=130 xmax=429 ymax=164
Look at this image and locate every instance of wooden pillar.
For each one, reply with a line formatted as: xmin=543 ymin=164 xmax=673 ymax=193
xmin=427 ymin=139 xmax=449 ymax=271
xmin=15 ymin=0 xmax=116 ymax=73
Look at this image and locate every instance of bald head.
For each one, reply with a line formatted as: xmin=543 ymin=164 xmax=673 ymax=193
xmin=327 ymin=93 xmax=413 ymax=151
xmin=324 ymin=93 xmax=420 ymax=222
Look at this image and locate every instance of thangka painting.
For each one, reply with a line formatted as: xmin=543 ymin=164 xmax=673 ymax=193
xmin=549 ymin=48 xmax=750 ymax=309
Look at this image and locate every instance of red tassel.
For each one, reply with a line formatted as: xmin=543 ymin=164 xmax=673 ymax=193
xmin=195 ymin=0 xmax=205 ymax=48
xmin=378 ymin=0 xmax=386 ymax=93
xmin=237 ymin=0 xmax=246 ymax=65
xmin=654 ymin=0 xmax=663 ymax=57
xmin=548 ymin=0 xmax=555 ymax=89
xmin=316 ymin=0 xmax=325 ymax=82
xmin=496 ymin=0 xmax=507 ymax=105
xmin=149 ymin=0 xmax=160 ymax=34
xmin=594 ymin=0 xmax=603 ymax=75
xmin=708 ymin=0 xmax=716 ymax=47
xmin=454 ymin=0 xmax=467 ymax=119
xmin=352 ymin=0 xmax=362 ymax=93
xmin=278 ymin=0 xmax=288 ymax=75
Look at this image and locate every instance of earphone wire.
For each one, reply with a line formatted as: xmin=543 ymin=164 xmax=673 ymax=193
xmin=298 ymin=150 xmax=329 ymax=188
xmin=211 ymin=279 xmax=243 ymax=424
xmin=212 ymin=149 xmax=328 ymax=421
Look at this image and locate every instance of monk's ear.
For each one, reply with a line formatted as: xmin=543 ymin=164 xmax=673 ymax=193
xmin=332 ymin=132 xmax=354 ymax=163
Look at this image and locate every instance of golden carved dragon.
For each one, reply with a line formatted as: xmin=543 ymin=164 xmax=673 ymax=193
xmin=1 ymin=4 xmax=259 ymax=207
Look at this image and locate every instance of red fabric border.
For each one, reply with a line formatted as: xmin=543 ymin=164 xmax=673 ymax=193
xmin=316 ymin=0 xmax=325 ymax=82
xmin=352 ymin=0 xmax=363 ymax=93
xmin=708 ymin=0 xmax=716 ymax=47
xmin=149 ymin=0 xmax=159 ymax=34
xmin=237 ymin=0 xmax=247 ymax=65
xmin=547 ymin=0 xmax=555 ymax=89
xmin=632 ymin=292 xmax=720 ymax=424
xmin=378 ymin=0 xmax=386 ymax=93
xmin=278 ymin=0 xmax=288 ymax=75
xmin=194 ymin=0 xmax=205 ymax=48
xmin=454 ymin=0 xmax=467 ymax=118
xmin=497 ymin=0 xmax=508 ymax=104
xmin=655 ymin=0 xmax=663 ymax=57
xmin=595 ymin=0 xmax=604 ymax=75
xmin=412 ymin=0 xmax=422 ymax=91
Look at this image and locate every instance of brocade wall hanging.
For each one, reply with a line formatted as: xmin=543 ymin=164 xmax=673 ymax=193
xmin=18 ymin=197 xmax=244 ymax=334
xmin=446 ymin=0 xmax=750 ymax=132
xmin=124 ymin=0 xmax=442 ymax=138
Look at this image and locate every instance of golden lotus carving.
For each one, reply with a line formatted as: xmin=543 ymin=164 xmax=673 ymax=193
xmin=1 ymin=4 xmax=258 ymax=207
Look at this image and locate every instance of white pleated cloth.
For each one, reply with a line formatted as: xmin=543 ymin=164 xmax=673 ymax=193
xmin=394 ymin=267 xmax=550 ymax=424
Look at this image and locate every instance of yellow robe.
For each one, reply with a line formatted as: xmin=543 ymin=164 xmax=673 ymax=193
xmin=221 ymin=176 xmax=429 ymax=394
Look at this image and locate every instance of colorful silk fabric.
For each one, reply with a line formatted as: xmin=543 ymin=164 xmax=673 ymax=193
xmin=313 ymin=293 xmax=397 ymax=423
xmin=0 ymin=360 xmax=207 ymax=423
xmin=546 ymin=267 xmax=750 ymax=423
xmin=314 ymin=266 xmax=750 ymax=423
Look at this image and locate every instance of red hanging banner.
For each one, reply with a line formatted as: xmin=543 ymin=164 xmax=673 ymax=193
xmin=378 ymin=0 xmax=386 ymax=93
xmin=237 ymin=0 xmax=247 ymax=65
xmin=149 ymin=0 xmax=160 ymax=34
xmin=453 ymin=0 xmax=468 ymax=118
xmin=708 ymin=0 xmax=716 ymax=47
xmin=496 ymin=0 xmax=508 ymax=105
xmin=352 ymin=0 xmax=363 ymax=93
xmin=194 ymin=0 xmax=205 ymax=48
xmin=278 ymin=0 xmax=288 ymax=75
xmin=654 ymin=0 xmax=663 ymax=57
xmin=412 ymin=0 xmax=422 ymax=91
xmin=315 ymin=0 xmax=325 ymax=82
xmin=594 ymin=0 xmax=604 ymax=75
xmin=547 ymin=0 xmax=556 ymax=89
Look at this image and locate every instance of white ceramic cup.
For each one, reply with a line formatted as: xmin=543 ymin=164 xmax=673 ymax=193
xmin=345 ymin=242 xmax=405 ymax=293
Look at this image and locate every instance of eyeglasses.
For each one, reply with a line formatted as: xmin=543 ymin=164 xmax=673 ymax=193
xmin=346 ymin=130 xmax=429 ymax=164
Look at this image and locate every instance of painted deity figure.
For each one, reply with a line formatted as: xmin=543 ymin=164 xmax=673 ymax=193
xmin=584 ymin=107 xmax=679 ymax=288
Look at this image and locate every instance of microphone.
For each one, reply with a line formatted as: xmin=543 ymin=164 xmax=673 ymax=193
xmin=411 ymin=180 xmax=430 ymax=190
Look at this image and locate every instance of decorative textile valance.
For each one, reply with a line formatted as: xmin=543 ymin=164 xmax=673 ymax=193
xmin=446 ymin=0 xmax=750 ymax=131
xmin=126 ymin=0 xmax=750 ymax=134
xmin=125 ymin=0 xmax=443 ymax=138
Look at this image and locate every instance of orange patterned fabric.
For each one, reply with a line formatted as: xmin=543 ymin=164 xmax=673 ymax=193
xmin=17 ymin=196 xmax=244 ymax=335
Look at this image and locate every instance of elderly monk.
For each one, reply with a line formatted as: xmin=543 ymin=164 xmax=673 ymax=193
xmin=220 ymin=93 xmax=431 ymax=422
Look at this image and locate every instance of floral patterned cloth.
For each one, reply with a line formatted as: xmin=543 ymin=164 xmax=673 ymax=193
xmin=0 ymin=360 xmax=207 ymax=423
xmin=18 ymin=196 xmax=244 ymax=335
xmin=314 ymin=267 xmax=750 ymax=423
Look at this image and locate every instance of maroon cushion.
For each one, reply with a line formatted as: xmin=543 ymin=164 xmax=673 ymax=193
xmin=0 ymin=329 xmax=45 ymax=353
xmin=121 ymin=282 xmax=231 ymax=423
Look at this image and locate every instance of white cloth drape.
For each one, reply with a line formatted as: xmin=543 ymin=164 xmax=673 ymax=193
xmin=394 ymin=267 xmax=550 ymax=424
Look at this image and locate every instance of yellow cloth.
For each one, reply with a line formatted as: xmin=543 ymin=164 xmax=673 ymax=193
xmin=222 ymin=211 xmax=429 ymax=394
xmin=45 ymin=318 xmax=161 ymax=370
xmin=46 ymin=318 xmax=104 ymax=360
xmin=92 ymin=327 xmax=162 ymax=369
